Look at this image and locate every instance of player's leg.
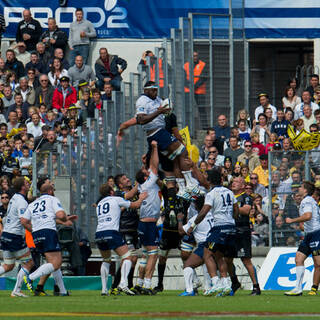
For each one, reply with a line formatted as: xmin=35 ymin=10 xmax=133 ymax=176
xmin=143 ymin=245 xmax=158 ymax=292
xmin=135 ymin=248 xmax=147 ymax=292
xmin=240 ymin=257 xmax=261 ymax=295
xmin=114 ymin=244 xmax=135 ymax=295
xmin=309 ymin=255 xmax=320 ymax=295
xmin=285 ymin=250 xmax=307 ymax=296
xmin=155 ymin=249 xmax=168 ymax=292
xmin=99 ymin=249 xmax=111 ymax=295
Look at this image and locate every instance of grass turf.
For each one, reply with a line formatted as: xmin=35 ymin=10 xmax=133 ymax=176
xmin=0 ymin=290 xmax=320 ymax=319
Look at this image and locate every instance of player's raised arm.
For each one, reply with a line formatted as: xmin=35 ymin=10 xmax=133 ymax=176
xmin=124 ymin=183 xmax=139 ymax=200
xmin=129 ymin=191 xmax=148 ymax=209
xmin=117 ymin=117 xmax=137 ymax=147
xmin=149 ymin=140 xmax=159 ymax=175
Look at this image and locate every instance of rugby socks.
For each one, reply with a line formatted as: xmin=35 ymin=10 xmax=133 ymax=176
xmin=311 ymin=285 xmax=318 ymax=293
xmin=211 ymin=276 xmax=219 ymax=287
xmin=184 ymin=267 xmax=194 ymax=293
xmin=120 ymin=259 xmax=132 ymax=288
xmin=128 ymin=267 xmax=135 ymax=289
xmin=0 ymin=266 xmax=5 ymax=275
xmin=296 ymin=266 xmax=305 ymax=291
xmin=100 ymin=262 xmax=110 ymax=293
xmin=13 ymin=267 xmax=27 ymax=293
xmin=137 ymin=278 xmax=144 ymax=287
xmin=192 ymin=269 xmax=199 ymax=285
xmin=29 ymin=263 xmax=54 ymax=281
xmin=176 ymin=178 xmax=186 ymax=192
xmin=182 ymin=171 xmax=195 ymax=188
xmin=221 ymin=276 xmax=232 ymax=289
xmin=112 ymin=267 xmax=121 ymax=289
xmin=52 ymin=269 xmax=67 ymax=294
xmin=143 ymin=278 xmax=152 ymax=289
xmin=157 ymin=263 xmax=166 ymax=287
xmin=202 ymin=264 xmax=211 ymax=291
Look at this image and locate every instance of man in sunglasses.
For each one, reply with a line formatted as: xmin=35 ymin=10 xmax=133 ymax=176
xmin=35 ymin=74 xmax=54 ymax=109
xmin=237 ymin=142 xmax=260 ymax=173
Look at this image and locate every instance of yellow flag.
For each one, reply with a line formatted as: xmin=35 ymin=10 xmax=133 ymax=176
xmin=179 ymin=126 xmax=191 ymax=147
xmin=287 ymin=125 xmax=320 ymax=150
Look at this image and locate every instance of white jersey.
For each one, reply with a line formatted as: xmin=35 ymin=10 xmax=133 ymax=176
xmin=183 ymin=212 xmax=213 ymax=244
xmin=22 ymin=194 xmax=64 ymax=232
xmin=3 ymin=193 xmax=28 ymax=236
xmin=300 ymin=195 xmax=320 ymax=234
xmin=136 ymin=94 xmax=165 ymax=132
xmin=187 ymin=202 xmax=198 ymax=220
xmin=204 ymin=186 xmax=236 ymax=227
xmin=138 ymin=170 xmax=161 ymax=220
xmin=96 ymin=196 xmax=131 ymax=232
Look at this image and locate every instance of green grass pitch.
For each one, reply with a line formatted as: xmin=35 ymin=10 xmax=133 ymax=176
xmin=0 ymin=290 xmax=320 ymax=319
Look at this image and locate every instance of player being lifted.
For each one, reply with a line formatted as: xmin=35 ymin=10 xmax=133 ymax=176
xmin=21 ymin=178 xmax=76 ymax=295
xmin=95 ymin=182 xmax=147 ymax=296
xmin=285 ymin=182 xmax=320 ymax=296
xmin=118 ymin=81 xmax=200 ymax=200
xmin=0 ymin=177 xmax=33 ymax=297
xmin=187 ymin=169 xmax=239 ymax=296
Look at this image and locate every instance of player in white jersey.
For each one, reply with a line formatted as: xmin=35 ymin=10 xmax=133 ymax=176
xmin=0 ymin=177 xmax=33 ymax=297
xmin=134 ymin=140 xmax=162 ymax=294
xmin=177 ymin=195 xmax=212 ymax=296
xmin=95 ymin=183 xmax=147 ymax=296
xmin=134 ymin=81 xmax=200 ymax=199
xmin=21 ymin=179 xmax=77 ymax=295
xmin=187 ymin=169 xmax=239 ymax=296
xmin=285 ymin=181 xmax=320 ymax=296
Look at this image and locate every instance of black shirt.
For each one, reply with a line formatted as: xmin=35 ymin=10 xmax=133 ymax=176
xmin=235 ymin=192 xmax=253 ymax=232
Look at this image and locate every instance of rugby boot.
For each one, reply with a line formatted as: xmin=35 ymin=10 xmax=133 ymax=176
xmin=153 ymin=284 xmax=164 ymax=293
xmin=176 ymin=188 xmax=192 ymax=201
xmin=284 ymin=288 xmax=303 ymax=296
xmin=11 ymin=291 xmax=28 ymax=298
xmin=179 ymin=290 xmax=195 ymax=296
xmin=308 ymin=287 xmax=318 ymax=295
xmin=231 ymin=281 xmax=241 ymax=294
xmin=23 ymin=275 xmax=33 ymax=294
xmin=101 ymin=292 xmax=109 ymax=296
xmin=118 ymin=286 xmax=135 ymax=296
xmin=250 ymin=285 xmax=261 ymax=296
xmin=140 ymin=287 xmax=155 ymax=295
xmin=53 ymin=285 xmax=60 ymax=296
xmin=34 ymin=288 xmax=49 ymax=296
xmin=59 ymin=291 xmax=70 ymax=296
xmin=131 ymin=285 xmax=143 ymax=295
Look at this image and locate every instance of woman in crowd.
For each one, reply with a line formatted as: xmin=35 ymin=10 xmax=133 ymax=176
xmin=48 ymin=57 xmax=68 ymax=88
xmin=236 ymin=109 xmax=252 ymax=128
xmin=251 ymin=113 xmax=271 ymax=146
xmin=26 ymin=68 xmax=40 ymax=90
xmin=282 ymin=86 xmax=301 ymax=111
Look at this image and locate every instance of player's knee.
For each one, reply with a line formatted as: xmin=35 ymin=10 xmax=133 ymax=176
xmin=3 ymin=264 xmax=15 ymax=272
xmin=121 ymin=251 xmax=131 ymax=261
xmin=159 ymin=249 xmax=168 ymax=259
xmin=147 ymin=249 xmax=158 ymax=257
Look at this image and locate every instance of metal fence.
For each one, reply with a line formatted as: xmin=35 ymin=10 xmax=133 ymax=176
xmin=267 ymin=150 xmax=320 ymax=248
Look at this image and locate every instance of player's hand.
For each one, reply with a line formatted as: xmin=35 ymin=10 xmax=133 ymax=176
xmin=151 ymin=140 xmax=158 ymax=147
xmin=116 ymin=130 xmax=124 ymax=147
xmin=285 ymin=217 xmax=292 ymax=224
xmin=157 ymin=105 xmax=171 ymax=114
xmin=186 ymin=226 xmax=193 ymax=236
xmin=80 ymin=31 xmax=86 ymax=38
xmin=68 ymin=215 xmax=78 ymax=221
xmin=139 ymin=191 xmax=148 ymax=200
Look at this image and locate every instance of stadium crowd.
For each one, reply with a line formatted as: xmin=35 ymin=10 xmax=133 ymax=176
xmin=0 ymin=8 xmax=320 ymax=298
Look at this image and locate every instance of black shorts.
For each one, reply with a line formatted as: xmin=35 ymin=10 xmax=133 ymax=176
xmin=122 ymin=232 xmax=140 ymax=250
xmin=159 ymin=230 xmax=181 ymax=251
xmin=233 ymin=231 xmax=252 ymax=258
xmin=146 ymin=148 xmax=174 ymax=172
xmin=298 ymin=229 xmax=320 ymax=257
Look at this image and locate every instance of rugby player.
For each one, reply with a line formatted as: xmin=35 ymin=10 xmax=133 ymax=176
xmin=226 ymin=177 xmax=261 ymax=295
xmin=0 ymin=177 xmax=33 ymax=297
xmin=21 ymin=179 xmax=76 ymax=295
xmin=135 ymin=140 xmax=161 ymax=294
xmin=108 ymin=174 xmax=140 ymax=295
xmin=95 ymin=183 xmax=147 ymax=296
xmin=177 ymin=195 xmax=212 ymax=296
xmin=187 ymin=169 xmax=239 ymax=296
xmin=285 ymin=181 xmax=320 ymax=296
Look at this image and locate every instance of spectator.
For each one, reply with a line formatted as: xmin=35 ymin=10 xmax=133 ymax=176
xmin=7 ymin=111 xmax=19 ymax=133
xmin=282 ymin=86 xmax=301 ymax=111
xmin=251 ymin=132 xmax=266 ymax=156
xmin=241 ymin=165 xmax=250 ymax=182
xmin=294 ymin=90 xmax=319 ymax=120
xmin=265 ymin=107 xmax=276 ymax=125
xmin=49 ymin=48 xmax=70 ymax=71
xmin=237 ymin=141 xmax=260 ymax=173
xmin=237 ymin=119 xmax=251 ymax=141
xmin=12 ymin=42 xmax=31 ymax=67
xmin=69 ymin=8 xmax=96 ymax=65
xmin=199 ymin=134 xmax=214 ymax=161
xmin=0 ymin=99 xmax=6 ymax=125
xmin=265 ymin=133 xmax=279 ymax=154
xmin=184 ymin=51 xmax=207 ymax=127
xmin=19 ymin=145 xmax=32 ymax=176
xmin=0 ymin=123 xmax=8 ymax=138
xmin=251 ymin=113 xmax=271 ymax=146
xmin=306 ymin=74 xmax=319 ymax=101
xmin=52 ymin=76 xmax=77 ymax=111
xmin=5 ymin=49 xmax=25 ymax=79
xmin=224 ymin=136 xmax=244 ymax=168
xmin=206 ymin=146 xmax=224 ymax=166
xmin=25 ymin=52 xmax=45 ymax=75
xmin=39 ymin=18 xmax=68 ymax=55
xmin=101 ymin=83 xmax=113 ymax=101
xmin=27 ymin=113 xmax=44 ymax=138
xmin=88 ymin=89 xmax=103 ymax=118
xmin=206 ymin=155 xmax=218 ymax=170
xmin=252 ymin=154 xmax=276 ymax=187
xmin=254 ymin=93 xmax=277 ymax=121
xmin=68 ymin=55 xmax=95 ymax=88
xmin=301 ymin=104 xmax=316 ymax=131
xmin=315 ymin=109 xmax=320 ymax=128
xmin=206 ymin=128 xmax=224 ymax=155
xmin=0 ymin=192 xmax=10 ymax=220
xmin=14 ymin=76 xmax=35 ymax=105
xmin=48 ymin=57 xmax=69 ymax=88
xmin=36 ymin=42 xmax=51 ymax=68
xmin=95 ymin=47 xmax=127 ymax=91
xmin=35 ymin=74 xmax=54 ymax=109
xmin=6 ymin=93 xmax=29 ymax=121
xmin=252 ymin=212 xmax=269 ymax=247
xmin=33 ymin=125 xmax=50 ymax=151
xmin=236 ymin=109 xmax=252 ymax=128
xmin=26 ymin=68 xmax=40 ymax=90
xmin=2 ymin=85 xmax=14 ymax=109
xmin=285 ymin=107 xmax=294 ymax=123
xmin=15 ymin=9 xmax=42 ymax=52
xmin=0 ymin=58 xmax=8 ymax=80
xmin=273 ymin=215 xmax=296 ymax=247
xmin=271 ymin=109 xmax=290 ymax=141
xmin=11 ymin=137 xmax=23 ymax=159
xmin=213 ymin=114 xmax=231 ymax=142
xmin=39 ymin=129 xmax=59 ymax=152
